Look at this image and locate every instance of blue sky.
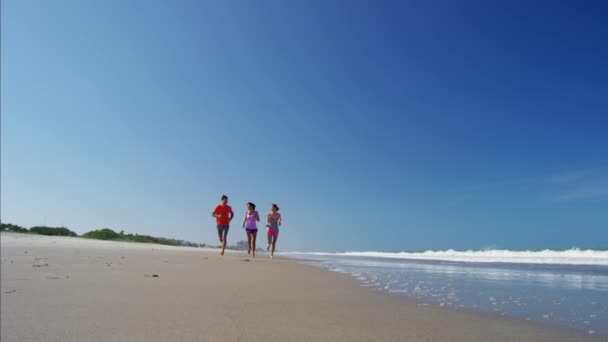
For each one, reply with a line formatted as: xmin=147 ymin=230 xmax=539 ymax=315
xmin=2 ymin=0 xmax=607 ymax=251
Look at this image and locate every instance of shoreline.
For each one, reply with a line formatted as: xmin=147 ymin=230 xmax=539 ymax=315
xmin=1 ymin=233 xmax=603 ymax=341
xmin=288 ymin=257 xmax=604 ymax=337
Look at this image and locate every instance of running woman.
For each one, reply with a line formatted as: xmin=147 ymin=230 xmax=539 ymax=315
xmin=242 ymin=202 xmax=259 ymax=257
xmin=266 ymin=204 xmax=282 ymax=258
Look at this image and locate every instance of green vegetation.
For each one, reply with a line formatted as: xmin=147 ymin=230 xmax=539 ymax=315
xmin=126 ymin=234 xmax=177 ymax=245
xmin=28 ymin=226 xmax=77 ymax=236
xmin=82 ymin=228 xmax=188 ymax=246
xmin=1 ymin=223 xmax=28 ymax=233
xmin=81 ymin=228 xmax=122 ymax=240
xmin=2 ymin=221 xmax=204 ymax=247
xmin=1 ymin=223 xmax=76 ymax=236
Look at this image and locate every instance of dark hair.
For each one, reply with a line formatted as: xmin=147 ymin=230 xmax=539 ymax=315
xmin=247 ymin=202 xmax=256 ymax=210
xmin=221 ymin=195 xmax=228 ymax=200
xmin=272 ymin=203 xmax=279 ymax=211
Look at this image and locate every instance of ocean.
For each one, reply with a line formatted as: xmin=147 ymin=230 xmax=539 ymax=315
xmin=282 ymin=249 xmax=608 ymax=336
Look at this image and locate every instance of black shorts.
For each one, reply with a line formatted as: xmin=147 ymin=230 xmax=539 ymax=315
xmin=216 ymin=225 xmax=229 ymax=239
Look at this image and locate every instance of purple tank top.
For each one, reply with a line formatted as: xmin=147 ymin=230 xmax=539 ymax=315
xmin=245 ymin=211 xmax=257 ymax=229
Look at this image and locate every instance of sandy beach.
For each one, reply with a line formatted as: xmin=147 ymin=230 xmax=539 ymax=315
xmin=1 ymin=233 xmax=602 ymax=342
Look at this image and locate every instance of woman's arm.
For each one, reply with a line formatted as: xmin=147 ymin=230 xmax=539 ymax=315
xmin=242 ymin=213 xmax=247 ymax=228
xmin=278 ymin=214 xmax=282 ymax=226
xmin=255 ymin=211 xmax=260 ymax=222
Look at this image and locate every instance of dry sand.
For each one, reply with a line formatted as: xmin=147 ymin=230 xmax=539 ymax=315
xmin=1 ymin=233 xmax=602 ymax=341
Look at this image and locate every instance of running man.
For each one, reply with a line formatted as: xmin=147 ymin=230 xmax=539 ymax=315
xmin=212 ymin=195 xmax=234 ymax=256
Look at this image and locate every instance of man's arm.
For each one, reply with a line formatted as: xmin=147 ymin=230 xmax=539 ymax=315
xmin=229 ymin=210 xmax=234 ymax=222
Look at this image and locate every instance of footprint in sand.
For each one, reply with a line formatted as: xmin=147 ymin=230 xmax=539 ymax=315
xmin=32 ymin=257 xmax=49 ymax=267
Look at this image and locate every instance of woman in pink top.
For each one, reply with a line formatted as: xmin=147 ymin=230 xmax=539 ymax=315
xmin=266 ymin=204 xmax=282 ymax=258
xmin=242 ymin=202 xmax=260 ymax=257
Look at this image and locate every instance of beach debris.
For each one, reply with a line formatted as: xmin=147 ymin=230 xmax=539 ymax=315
xmin=243 ymin=259 xmax=250 ymax=262
xmin=3 ymin=290 xmax=16 ymax=294
xmin=45 ymin=276 xmax=60 ymax=280
xmin=32 ymin=264 xmax=48 ymax=267
xmin=144 ymin=274 xmax=160 ymax=278
xmin=162 ymin=260 xmax=169 ymax=263
xmin=153 ymin=274 xmax=159 ymax=277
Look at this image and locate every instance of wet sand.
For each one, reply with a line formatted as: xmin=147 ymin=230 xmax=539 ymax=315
xmin=1 ymin=233 xmax=602 ymax=341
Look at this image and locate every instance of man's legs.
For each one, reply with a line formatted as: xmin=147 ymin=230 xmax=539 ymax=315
xmin=217 ymin=225 xmax=229 ymax=256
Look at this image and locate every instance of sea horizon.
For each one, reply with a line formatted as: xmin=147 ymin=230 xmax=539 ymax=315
xmin=282 ymin=248 xmax=608 ymax=266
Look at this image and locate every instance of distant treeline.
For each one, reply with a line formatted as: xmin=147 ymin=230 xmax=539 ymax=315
xmin=81 ymin=228 xmax=203 ymax=247
xmin=1 ymin=223 xmax=77 ymax=236
xmin=0 ymin=223 xmax=204 ymax=248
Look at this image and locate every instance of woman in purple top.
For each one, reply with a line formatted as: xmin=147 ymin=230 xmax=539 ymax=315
xmin=242 ymin=202 xmax=260 ymax=257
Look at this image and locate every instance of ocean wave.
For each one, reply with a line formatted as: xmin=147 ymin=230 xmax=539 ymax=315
xmin=284 ymin=249 xmax=608 ymax=266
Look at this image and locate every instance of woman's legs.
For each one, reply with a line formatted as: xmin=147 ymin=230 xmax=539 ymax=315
xmin=246 ymin=230 xmax=252 ymax=255
xmin=267 ymin=233 xmax=272 ymax=251
xmin=270 ymin=234 xmax=278 ymax=258
xmin=251 ymin=231 xmax=257 ymax=257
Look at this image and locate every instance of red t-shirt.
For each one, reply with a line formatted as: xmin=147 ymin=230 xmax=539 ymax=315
xmin=213 ymin=204 xmax=233 ymax=226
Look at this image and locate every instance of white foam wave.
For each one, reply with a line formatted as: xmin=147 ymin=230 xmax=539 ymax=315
xmin=286 ymin=249 xmax=608 ymax=266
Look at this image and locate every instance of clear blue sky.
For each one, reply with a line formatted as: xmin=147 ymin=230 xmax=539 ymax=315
xmin=2 ymin=0 xmax=607 ymax=251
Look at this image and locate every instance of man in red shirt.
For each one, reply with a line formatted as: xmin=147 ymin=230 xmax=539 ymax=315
xmin=212 ymin=195 xmax=234 ymax=256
